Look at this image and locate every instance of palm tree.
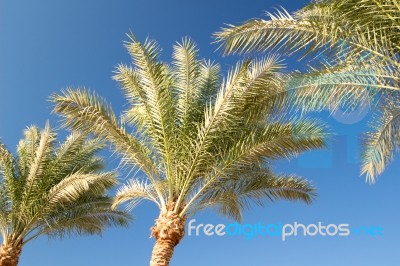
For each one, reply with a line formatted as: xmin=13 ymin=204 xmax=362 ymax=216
xmin=215 ymin=0 xmax=400 ymax=183
xmin=51 ymin=35 xmax=327 ymax=266
xmin=0 ymin=123 xmax=128 ymax=266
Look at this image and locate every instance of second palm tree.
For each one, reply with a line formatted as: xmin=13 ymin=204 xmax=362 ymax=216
xmin=52 ymin=35 xmax=327 ymax=266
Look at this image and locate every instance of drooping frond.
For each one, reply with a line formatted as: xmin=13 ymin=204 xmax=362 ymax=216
xmin=189 ymin=167 xmax=315 ymax=221
xmin=220 ymin=120 xmax=327 ymax=169
xmin=180 ymin=119 xmax=326 ymax=217
xmin=51 ymin=89 xmax=157 ymax=179
xmin=30 ymin=197 xmax=129 ymax=242
xmin=215 ymin=2 xmax=399 ymax=67
xmin=113 ymin=179 xmax=162 ymax=210
xmin=361 ymin=98 xmax=400 ymax=183
xmin=286 ymin=73 xmax=372 ymax=116
xmin=49 ymin=133 xmax=105 ymax=179
xmin=215 ymin=9 xmax=330 ymax=58
xmin=235 ymin=55 xmax=287 ymax=121
xmin=47 ymin=171 xmax=117 ymax=207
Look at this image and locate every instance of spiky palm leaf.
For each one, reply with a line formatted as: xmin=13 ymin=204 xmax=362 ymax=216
xmin=52 ymin=35 xmax=327 ymax=223
xmin=0 ymin=124 xmax=129 ymax=250
xmin=215 ymin=0 xmax=400 ymax=183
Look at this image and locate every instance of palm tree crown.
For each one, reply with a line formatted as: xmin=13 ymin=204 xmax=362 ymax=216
xmin=0 ymin=124 xmax=128 ymax=266
xmin=215 ymin=0 xmax=400 ymax=183
xmin=52 ymin=35 xmax=327 ymax=266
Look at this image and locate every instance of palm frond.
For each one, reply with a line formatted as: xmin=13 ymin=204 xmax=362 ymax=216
xmin=236 ymin=55 xmax=287 ymax=121
xmin=172 ymin=37 xmax=200 ymax=124
xmin=215 ymin=9 xmax=326 ymax=57
xmin=49 ymin=133 xmax=105 ymax=180
xmin=47 ymin=171 xmax=117 ymax=207
xmin=28 ymin=197 xmax=129 ymax=242
xmin=221 ymin=120 xmax=327 ymax=169
xmin=361 ymin=99 xmax=400 ymax=183
xmin=124 ymin=35 xmax=177 ymax=161
xmin=113 ymin=179 xmax=162 ymax=210
xmin=197 ymin=60 xmax=221 ymax=103
xmin=190 ymin=167 xmax=315 ymax=222
xmin=0 ymin=142 xmax=17 ymax=202
xmin=175 ymin=60 xmax=251 ymax=199
xmin=215 ymin=2 xmax=399 ymax=66
xmin=51 ymin=89 xmax=158 ymax=179
xmin=22 ymin=123 xmax=55 ymax=201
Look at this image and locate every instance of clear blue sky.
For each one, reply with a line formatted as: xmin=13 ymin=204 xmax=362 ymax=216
xmin=0 ymin=1 xmax=399 ymax=265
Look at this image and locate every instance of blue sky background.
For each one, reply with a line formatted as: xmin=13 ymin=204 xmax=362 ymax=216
xmin=0 ymin=0 xmax=399 ymax=265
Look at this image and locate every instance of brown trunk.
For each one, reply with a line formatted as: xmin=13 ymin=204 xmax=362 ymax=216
xmin=0 ymin=238 xmax=22 ymax=266
xmin=150 ymin=239 xmax=176 ymax=266
xmin=150 ymin=202 xmax=186 ymax=266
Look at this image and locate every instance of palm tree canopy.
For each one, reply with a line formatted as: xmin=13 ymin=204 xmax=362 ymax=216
xmin=52 ymin=35 xmax=327 ymax=222
xmin=0 ymin=123 xmax=129 ymax=247
xmin=215 ymin=0 xmax=400 ymax=183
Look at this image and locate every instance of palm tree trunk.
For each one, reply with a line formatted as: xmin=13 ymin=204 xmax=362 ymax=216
xmin=150 ymin=207 xmax=185 ymax=266
xmin=150 ymin=239 xmax=176 ymax=266
xmin=0 ymin=239 xmax=22 ymax=266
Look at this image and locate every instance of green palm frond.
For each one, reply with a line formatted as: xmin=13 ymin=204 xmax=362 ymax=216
xmin=30 ymin=197 xmax=128 ymax=242
xmin=22 ymin=123 xmax=56 ymax=203
xmin=215 ymin=8 xmax=330 ymax=58
xmin=173 ymin=37 xmax=200 ymax=124
xmin=179 ymin=120 xmax=325 ymax=217
xmin=191 ymin=167 xmax=315 ymax=221
xmin=286 ymin=69 xmax=378 ymax=114
xmin=0 ymin=142 xmax=17 ymax=203
xmin=172 ymin=60 xmax=256 ymax=205
xmin=124 ymin=35 xmax=177 ymax=163
xmin=114 ymin=64 xmax=151 ymax=132
xmin=47 ymin=171 xmax=117 ymax=206
xmin=49 ymin=133 xmax=105 ymax=178
xmin=361 ymin=98 xmax=400 ymax=183
xmin=113 ymin=179 xmax=162 ymax=210
xmin=215 ymin=1 xmax=399 ymax=66
xmin=52 ymin=132 xmax=88 ymax=168
xmin=197 ymin=60 xmax=221 ymax=104
xmin=50 ymin=89 xmax=158 ymax=180
xmin=16 ymin=126 xmax=41 ymax=180
xmin=236 ymin=56 xmax=287 ymax=121
xmin=221 ymin=120 xmax=326 ymax=167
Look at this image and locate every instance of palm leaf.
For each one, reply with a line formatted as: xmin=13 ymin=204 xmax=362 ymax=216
xmin=361 ymin=99 xmax=400 ymax=183
xmin=51 ymin=89 xmax=158 ymax=179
